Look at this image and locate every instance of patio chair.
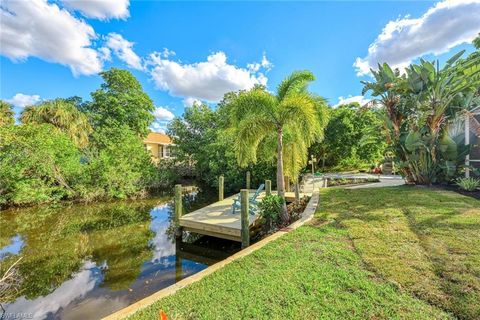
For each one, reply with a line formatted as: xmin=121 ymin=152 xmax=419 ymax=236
xmin=231 ymin=183 xmax=265 ymax=215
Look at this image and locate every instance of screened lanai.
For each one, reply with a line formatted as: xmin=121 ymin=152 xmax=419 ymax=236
xmin=465 ymin=107 xmax=480 ymax=178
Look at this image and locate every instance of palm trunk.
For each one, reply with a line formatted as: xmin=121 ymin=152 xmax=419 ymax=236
xmin=276 ymin=128 xmax=289 ymax=223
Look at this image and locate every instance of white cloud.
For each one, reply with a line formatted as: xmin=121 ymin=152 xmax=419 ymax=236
xmin=247 ymin=53 xmax=273 ymax=72
xmin=5 ymin=93 xmax=41 ymax=108
xmin=150 ymin=121 xmax=166 ymax=133
xmin=147 ymin=51 xmax=270 ymax=103
xmin=153 ymin=107 xmax=175 ymax=121
xmin=0 ymin=0 xmax=103 ymax=76
xmin=98 ymin=47 xmax=112 ymax=62
xmin=354 ymin=0 xmax=480 ymax=76
xmin=183 ymin=97 xmax=202 ymax=107
xmin=333 ymin=95 xmax=371 ymax=108
xmin=105 ymin=33 xmax=143 ymax=70
xmin=6 ymin=261 xmax=100 ymax=320
xmin=62 ymin=0 xmax=130 ymax=20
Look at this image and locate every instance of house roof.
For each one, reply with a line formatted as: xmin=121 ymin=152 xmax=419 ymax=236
xmin=144 ymin=132 xmax=172 ymax=144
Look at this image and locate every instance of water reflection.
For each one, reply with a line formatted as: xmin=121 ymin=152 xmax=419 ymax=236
xmin=0 ymin=235 xmax=23 ymax=259
xmin=0 ymin=192 xmax=239 ymax=320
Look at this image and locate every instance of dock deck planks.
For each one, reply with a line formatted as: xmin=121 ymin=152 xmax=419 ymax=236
xmin=179 ymin=191 xmax=311 ymax=242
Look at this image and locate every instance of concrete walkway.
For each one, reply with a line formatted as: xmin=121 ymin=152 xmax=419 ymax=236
xmin=301 ymin=173 xmax=405 ymax=192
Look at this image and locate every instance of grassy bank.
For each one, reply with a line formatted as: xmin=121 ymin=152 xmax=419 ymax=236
xmin=129 ymin=187 xmax=479 ymax=320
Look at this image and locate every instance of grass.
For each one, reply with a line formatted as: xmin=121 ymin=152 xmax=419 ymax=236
xmin=129 ymin=187 xmax=479 ymax=320
xmin=318 ymin=187 xmax=480 ymax=319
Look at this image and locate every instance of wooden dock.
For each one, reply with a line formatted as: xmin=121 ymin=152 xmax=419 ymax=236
xmin=179 ymin=191 xmax=310 ymax=242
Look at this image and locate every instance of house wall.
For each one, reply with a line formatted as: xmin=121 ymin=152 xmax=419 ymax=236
xmin=145 ymin=142 xmax=161 ymax=161
xmin=145 ymin=142 xmax=172 ymax=161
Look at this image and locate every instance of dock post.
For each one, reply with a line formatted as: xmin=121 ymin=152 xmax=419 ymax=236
xmin=240 ymin=189 xmax=250 ymax=248
xmin=219 ymin=175 xmax=224 ymax=201
xmin=246 ymin=171 xmax=251 ymax=190
xmin=174 ymin=184 xmax=183 ymax=238
xmin=265 ymin=180 xmax=272 ymax=196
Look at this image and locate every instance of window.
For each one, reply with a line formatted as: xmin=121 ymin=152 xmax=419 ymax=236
xmin=164 ymin=146 xmax=170 ymax=158
xmin=158 ymin=145 xmax=164 ymax=158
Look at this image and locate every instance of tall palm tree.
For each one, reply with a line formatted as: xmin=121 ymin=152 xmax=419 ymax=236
xmin=20 ymin=99 xmax=92 ymax=148
xmin=229 ymin=71 xmax=326 ymax=222
xmin=0 ymin=101 xmax=15 ymax=127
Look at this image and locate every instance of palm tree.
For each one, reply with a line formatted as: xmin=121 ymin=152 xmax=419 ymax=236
xmin=0 ymin=101 xmax=15 ymax=127
xmin=229 ymin=71 xmax=326 ymax=222
xmin=20 ymin=99 xmax=92 ymax=148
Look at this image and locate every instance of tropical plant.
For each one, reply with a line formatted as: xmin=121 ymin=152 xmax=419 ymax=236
xmin=84 ymin=68 xmax=155 ymax=138
xmin=456 ymin=177 xmax=480 ymax=191
xmin=228 ymin=71 xmax=328 ymax=222
xmin=0 ymin=101 xmax=15 ymax=127
xmin=20 ymin=99 xmax=92 ymax=148
xmin=362 ymin=45 xmax=480 ymax=184
xmin=258 ymin=195 xmax=283 ymax=231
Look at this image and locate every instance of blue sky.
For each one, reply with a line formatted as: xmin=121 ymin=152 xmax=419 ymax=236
xmin=1 ymin=0 xmax=479 ymax=132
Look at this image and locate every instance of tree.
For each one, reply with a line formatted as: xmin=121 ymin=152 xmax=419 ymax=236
xmin=84 ymin=68 xmax=154 ymax=138
xmin=82 ymin=125 xmax=157 ymax=200
xmin=0 ymin=124 xmax=82 ymax=207
xmin=20 ymin=99 xmax=92 ymax=148
xmin=311 ymin=103 xmax=386 ymax=170
xmin=167 ymin=102 xmax=276 ymax=193
xmin=228 ymin=71 xmax=327 ymax=222
xmin=0 ymin=101 xmax=15 ymax=127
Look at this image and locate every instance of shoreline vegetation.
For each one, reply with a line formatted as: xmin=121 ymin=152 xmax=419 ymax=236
xmin=128 ymin=187 xmax=479 ymax=320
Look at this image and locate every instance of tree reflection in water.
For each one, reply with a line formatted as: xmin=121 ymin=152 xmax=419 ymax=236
xmin=0 ymin=191 xmax=239 ymax=319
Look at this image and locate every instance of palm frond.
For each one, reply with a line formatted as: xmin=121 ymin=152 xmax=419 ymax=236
xmin=229 ymin=87 xmax=278 ymax=126
xmin=276 ymin=70 xmax=315 ymax=101
xmin=233 ymin=115 xmax=274 ymax=167
xmin=278 ymin=92 xmax=317 ymax=145
xmin=20 ymin=99 xmax=92 ymax=148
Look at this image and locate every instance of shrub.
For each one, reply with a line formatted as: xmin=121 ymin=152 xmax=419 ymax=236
xmin=456 ymin=177 xmax=480 ymax=191
xmin=258 ymin=195 xmax=283 ymax=231
xmin=0 ymin=124 xmax=82 ymax=207
xmin=81 ymin=125 xmax=157 ymax=200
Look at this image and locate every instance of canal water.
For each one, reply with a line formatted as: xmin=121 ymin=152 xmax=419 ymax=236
xmin=0 ymin=191 xmax=240 ymax=320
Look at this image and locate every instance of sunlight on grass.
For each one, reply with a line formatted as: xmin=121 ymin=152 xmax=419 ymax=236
xmin=317 ymin=186 xmax=480 ymax=319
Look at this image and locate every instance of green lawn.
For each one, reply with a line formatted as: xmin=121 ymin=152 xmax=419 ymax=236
xmin=130 ymin=187 xmax=479 ymax=320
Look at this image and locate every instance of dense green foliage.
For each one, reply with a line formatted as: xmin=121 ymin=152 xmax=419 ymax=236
xmin=311 ymin=103 xmax=386 ymax=170
xmin=0 ymin=69 xmax=159 ymax=208
xmin=80 ymin=125 xmax=157 ymax=200
xmin=362 ymin=42 xmax=480 ymax=184
xmin=0 ymin=101 xmax=15 ymax=127
xmin=167 ymin=102 xmax=276 ymax=193
xmin=0 ymin=124 xmax=82 ymax=207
